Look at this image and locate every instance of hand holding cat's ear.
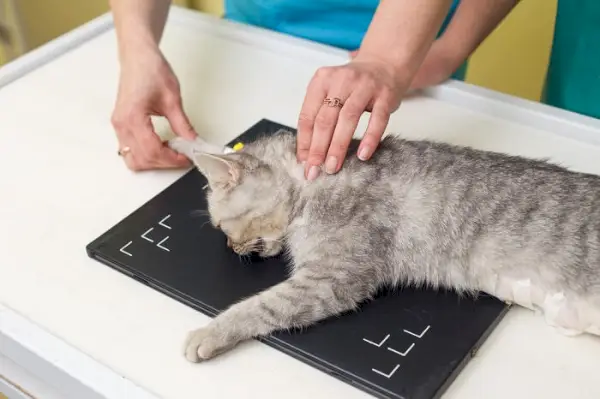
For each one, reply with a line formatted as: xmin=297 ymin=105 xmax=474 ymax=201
xmin=111 ymin=46 xmax=200 ymax=171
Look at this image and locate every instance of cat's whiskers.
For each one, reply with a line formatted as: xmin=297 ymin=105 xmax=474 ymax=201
xmin=245 ymin=238 xmax=268 ymax=253
xmin=239 ymin=254 xmax=252 ymax=266
xmin=260 ymin=237 xmax=283 ymax=245
xmin=189 ymin=209 xmax=211 ymax=218
xmin=198 ymin=220 xmax=213 ymax=230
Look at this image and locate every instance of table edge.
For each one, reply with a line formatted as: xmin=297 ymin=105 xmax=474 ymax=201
xmin=0 ymin=303 xmax=159 ymax=399
xmin=0 ymin=13 xmax=114 ymax=89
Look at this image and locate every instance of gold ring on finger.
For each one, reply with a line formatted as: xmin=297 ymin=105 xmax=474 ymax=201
xmin=323 ymin=97 xmax=343 ymax=108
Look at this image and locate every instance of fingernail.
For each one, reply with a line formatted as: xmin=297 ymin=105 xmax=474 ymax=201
xmin=325 ymin=156 xmax=338 ymax=174
xmin=306 ymin=165 xmax=320 ymax=181
xmin=358 ymin=146 xmax=371 ymax=161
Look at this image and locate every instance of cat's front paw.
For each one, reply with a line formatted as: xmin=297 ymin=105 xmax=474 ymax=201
xmin=183 ymin=326 xmax=235 ymax=363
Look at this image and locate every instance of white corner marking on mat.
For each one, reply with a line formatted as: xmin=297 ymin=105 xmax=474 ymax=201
xmin=157 ymin=236 xmax=170 ymax=252
xmin=159 ymin=214 xmax=172 ymax=229
xmin=141 ymin=228 xmax=154 ymax=242
xmin=403 ymin=325 xmax=430 ymax=339
xmin=372 ymin=364 xmax=400 ymax=379
xmin=387 ymin=343 xmax=415 ymax=357
xmin=363 ymin=333 xmax=390 ymax=348
xmin=120 ymin=241 xmax=133 ymax=256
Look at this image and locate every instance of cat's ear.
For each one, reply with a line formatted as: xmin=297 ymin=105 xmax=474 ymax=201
xmin=192 ymin=152 xmax=242 ymax=189
xmin=167 ymin=137 xmax=228 ymax=160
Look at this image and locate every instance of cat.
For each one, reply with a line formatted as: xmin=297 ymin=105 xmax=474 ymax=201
xmin=168 ymin=128 xmax=600 ymax=363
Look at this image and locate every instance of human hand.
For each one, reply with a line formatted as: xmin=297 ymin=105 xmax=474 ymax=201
xmin=111 ymin=46 xmax=197 ymax=171
xmin=296 ymin=53 xmax=408 ymax=180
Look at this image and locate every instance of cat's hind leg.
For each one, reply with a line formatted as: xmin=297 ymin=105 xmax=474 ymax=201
xmin=184 ymin=269 xmax=374 ymax=362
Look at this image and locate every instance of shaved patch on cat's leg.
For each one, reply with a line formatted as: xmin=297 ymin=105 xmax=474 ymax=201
xmin=480 ymin=274 xmax=600 ymax=336
xmin=183 ymin=269 xmax=372 ymax=362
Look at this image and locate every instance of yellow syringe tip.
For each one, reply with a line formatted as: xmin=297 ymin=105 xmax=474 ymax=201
xmin=232 ymin=142 xmax=244 ymax=151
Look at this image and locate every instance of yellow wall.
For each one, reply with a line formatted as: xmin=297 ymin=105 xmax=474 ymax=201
xmin=17 ymin=0 xmax=109 ymax=50
xmin=14 ymin=0 xmax=189 ymax=51
xmin=0 ymin=0 xmax=11 ymax=64
xmin=1 ymin=0 xmax=556 ymax=102
xmin=466 ymin=0 xmax=557 ymax=101
xmin=191 ymin=0 xmax=224 ymax=16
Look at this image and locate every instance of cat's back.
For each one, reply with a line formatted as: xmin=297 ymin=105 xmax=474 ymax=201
xmin=250 ymin=129 xmax=600 ymax=213
xmin=300 ymin=133 xmax=600 ymax=235
xmin=267 ymin=132 xmax=600 ymax=295
xmin=353 ymin=134 xmax=600 ymax=196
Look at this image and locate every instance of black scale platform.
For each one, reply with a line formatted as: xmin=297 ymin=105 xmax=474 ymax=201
xmin=87 ymin=119 xmax=509 ymax=399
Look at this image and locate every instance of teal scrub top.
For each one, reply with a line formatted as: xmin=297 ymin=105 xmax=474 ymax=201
xmin=543 ymin=0 xmax=600 ymax=120
xmin=223 ymin=0 xmax=466 ymax=81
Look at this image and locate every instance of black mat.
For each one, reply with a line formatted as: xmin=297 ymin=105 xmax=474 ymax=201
xmin=87 ymin=119 xmax=509 ymax=399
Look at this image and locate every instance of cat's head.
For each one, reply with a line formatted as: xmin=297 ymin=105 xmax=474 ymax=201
xmin=192 ymin=149 xmax=292 ymax=258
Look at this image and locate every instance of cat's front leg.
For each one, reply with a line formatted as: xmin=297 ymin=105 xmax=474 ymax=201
xmin=184 ymin=269 xmax=373 ymax=362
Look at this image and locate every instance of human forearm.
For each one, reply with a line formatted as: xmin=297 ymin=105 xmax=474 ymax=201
xmin=357 ymin=0 xmax=453 ymax=86
xmin=439 ymin=0 xmax=519 ymax=68
xmin=109 ymin=0 xmax=172 ymax=62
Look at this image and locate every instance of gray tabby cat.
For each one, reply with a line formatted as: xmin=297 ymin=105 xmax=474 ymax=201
xmin=169 ymin=128 xmax=600 ymax=363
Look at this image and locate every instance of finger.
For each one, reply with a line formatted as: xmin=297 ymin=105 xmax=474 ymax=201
xmin=304 ymin=97 xmax=345 ymax=180
xmin=144 ymin=135 xmax=190 ymax=168
xmin=114 ymin=131 xmax=144 ymax=171
xmin=165 ymin=99 xmax=198 ymax=140
xmin=113 ymin=109 xmax=189 ymax=170
xmin=113 ymin=122 xmax=140 ymax=170
xmin=297 ymin=68 xmax=330 ymax=162
xmin=136 ymin=117 xmax=190 ymax=169
xmin=357 ymin=99 xmax=390 ymax=161
xmin=324 ymin=85 xmax=372 ymax=174
xmin=121 ymin=150 xmax=142 ymax=171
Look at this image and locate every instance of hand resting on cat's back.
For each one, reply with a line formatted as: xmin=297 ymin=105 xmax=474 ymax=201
xmin=169 ymin=130 xmax=600 ymax=363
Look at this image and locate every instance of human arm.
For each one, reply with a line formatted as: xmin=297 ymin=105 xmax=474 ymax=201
xmin=296 ymin=0 xmax=453 ymax=179
xmin=410 ymin=0 xmax=520 ymax=91
xmin=110 ymin=0 xmax=170 ymax=62
xmin=109 ymin=0 xmax=197 ymax=171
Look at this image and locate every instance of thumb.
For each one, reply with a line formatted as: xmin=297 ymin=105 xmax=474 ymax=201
xmin=166 ymin=104 xmax=197 ymax=140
